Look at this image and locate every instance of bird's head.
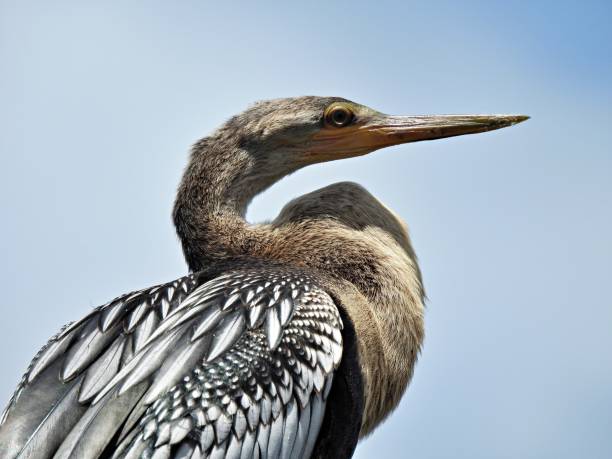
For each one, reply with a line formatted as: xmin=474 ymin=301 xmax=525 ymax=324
xmin=219 ymin=96 xmax=528 ymax=168
xmin=180 ymin=95 xmax=528 ymax=220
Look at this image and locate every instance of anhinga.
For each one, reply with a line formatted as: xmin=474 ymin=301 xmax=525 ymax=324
xmin=0 ymin=97 xmax=527 ymax=459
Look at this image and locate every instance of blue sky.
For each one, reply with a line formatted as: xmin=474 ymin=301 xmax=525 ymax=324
xmin=1 ymin=1 xmax=611 ymax=457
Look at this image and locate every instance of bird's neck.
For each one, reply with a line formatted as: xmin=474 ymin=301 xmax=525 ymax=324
xmin=173 ymin=138 xmax=293 ymax=271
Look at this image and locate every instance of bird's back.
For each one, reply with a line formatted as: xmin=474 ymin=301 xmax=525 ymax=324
xmin=0 ymin=264 xmax=352 ymax=459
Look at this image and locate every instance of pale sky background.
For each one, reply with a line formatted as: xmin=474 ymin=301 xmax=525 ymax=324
xmin=1 ymin=1 xmax=611 ymax=458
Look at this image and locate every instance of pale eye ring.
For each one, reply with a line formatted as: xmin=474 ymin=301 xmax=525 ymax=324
xmin=325 ymin=105 xmax=354 ymax=128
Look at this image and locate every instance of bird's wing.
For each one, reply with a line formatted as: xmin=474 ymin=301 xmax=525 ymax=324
xmin=0 ymin=268 xmax=343 ymax=459
xmin=0 ymin=273 xmax=200 ymax=459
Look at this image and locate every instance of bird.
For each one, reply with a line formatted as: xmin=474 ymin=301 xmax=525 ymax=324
xmin=0 ymin=96 xmax=527 ymax=459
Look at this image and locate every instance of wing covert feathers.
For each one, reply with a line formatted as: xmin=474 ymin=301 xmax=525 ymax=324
xmin=0 ymin=269 xmax=343 ymax=459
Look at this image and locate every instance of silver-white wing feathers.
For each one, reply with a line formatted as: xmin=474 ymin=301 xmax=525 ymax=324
xmin=110 ymin=269 xmax=343 ymax=459
xmin=0 ymin=274 xmax=199 ymax=459
xmin=0 ymin=269 xmax=343 ymax=459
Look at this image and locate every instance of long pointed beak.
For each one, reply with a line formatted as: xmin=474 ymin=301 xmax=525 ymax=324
xmin=307 ymin=112 xmax=529 ymax=163
xmin=364 ymin=113 xmax=529 ymax=146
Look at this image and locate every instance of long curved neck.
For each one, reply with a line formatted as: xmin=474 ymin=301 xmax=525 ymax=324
xmin=173 ymin=136 xmax=295 ymax=271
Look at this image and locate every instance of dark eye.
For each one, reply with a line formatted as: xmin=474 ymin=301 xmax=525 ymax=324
xmin=325 ymin=104 xmax=355 ymax=128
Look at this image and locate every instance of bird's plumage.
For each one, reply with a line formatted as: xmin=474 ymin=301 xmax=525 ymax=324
xmin=0 ymin=96 xmax=527 ymax=458
xmin=1 ymin=268 xmax=346 ymax=459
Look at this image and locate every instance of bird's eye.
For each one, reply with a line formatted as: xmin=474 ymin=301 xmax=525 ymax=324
xmin=325 ymin=104 xmax=355 ymax=128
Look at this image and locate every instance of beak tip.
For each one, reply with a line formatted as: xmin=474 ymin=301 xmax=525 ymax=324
xmin=512 ymin=115 xmax=530 ymax=124
xmin=490 ymin=114 xmax=530 ymax=130
xmin=505 ymin=115 xmax=531 ymax=126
